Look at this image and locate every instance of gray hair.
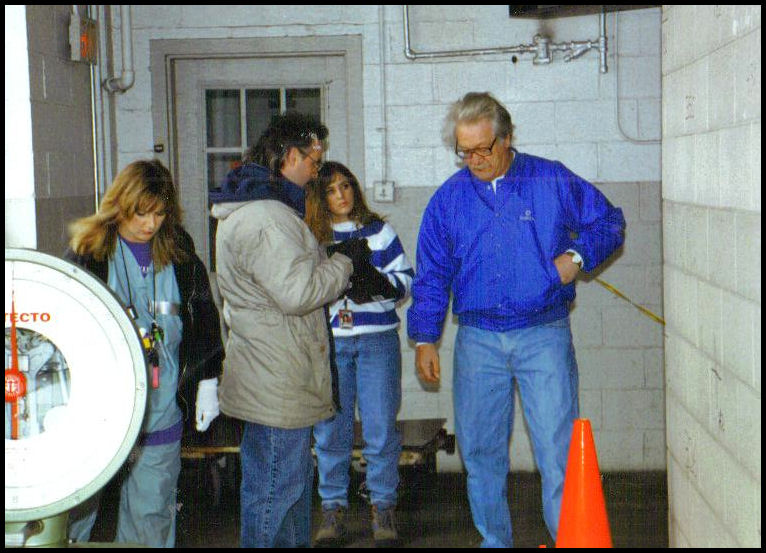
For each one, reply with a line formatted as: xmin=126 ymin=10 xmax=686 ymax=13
xmin=441 ymin=92 xmax=514 ymax=149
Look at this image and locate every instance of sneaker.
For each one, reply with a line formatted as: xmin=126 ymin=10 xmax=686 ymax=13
xmin=371 ymin=505 xmax=399 ymax=546
xmin=314 ymin=507 xmax=348 ymax=546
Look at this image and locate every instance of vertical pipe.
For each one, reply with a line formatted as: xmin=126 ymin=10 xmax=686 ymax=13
xmin=90 ymin=5 xmax=113 ymax=209
xmin=379 ymin=5 xmax=389 ymax=182
xmin=402 ymin=5 xmax=414 ymax=60
xmin=600 ymin=9 xmax=608 ymax=73
xmin=104 ymin=5 xmax=134 ymax=93
xmin=88 ymin=6 xmax=100 ymax=212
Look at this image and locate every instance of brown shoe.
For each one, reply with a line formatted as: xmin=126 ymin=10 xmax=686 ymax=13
xmin=371 ymin=504 xmax=399 ymax=546
xmin=314 ymin=507 xmax=348 ymax=547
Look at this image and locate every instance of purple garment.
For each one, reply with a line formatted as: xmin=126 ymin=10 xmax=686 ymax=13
xmin=139 ymin=419 xmax=184 ymax=446
xmin=121 ymin=237 xmax=152 ymax=277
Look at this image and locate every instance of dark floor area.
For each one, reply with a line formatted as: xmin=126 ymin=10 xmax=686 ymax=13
xmin=87 ymin=455 xmax=668 ymax=548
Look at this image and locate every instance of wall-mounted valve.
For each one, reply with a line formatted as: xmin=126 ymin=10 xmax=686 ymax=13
xmin=563 ymin=42 xmax=594 ymax=62
xmin=532 ymin=35 xmax=551 ymax=65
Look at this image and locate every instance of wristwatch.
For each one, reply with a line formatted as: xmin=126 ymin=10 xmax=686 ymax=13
xmin=566 ymin=249 xmax=583 ymax=268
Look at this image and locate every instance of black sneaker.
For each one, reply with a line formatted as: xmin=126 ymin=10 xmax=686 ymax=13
xmin=314 ymin=507 xmax=348 ymax=547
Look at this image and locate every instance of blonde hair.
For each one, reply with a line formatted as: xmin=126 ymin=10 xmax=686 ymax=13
xmin=68 ymin=159 xmax=187 ymax=267
xmin=305 ymin=161 xmax=383 ymax=245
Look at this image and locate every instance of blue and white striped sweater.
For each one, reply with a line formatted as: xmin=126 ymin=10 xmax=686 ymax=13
xmin=329 ymin=220 xmax=414 ymax=337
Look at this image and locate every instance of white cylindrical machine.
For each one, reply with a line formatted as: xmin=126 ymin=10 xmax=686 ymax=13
xmin=5 ymin=248 xmax=147 ymax=547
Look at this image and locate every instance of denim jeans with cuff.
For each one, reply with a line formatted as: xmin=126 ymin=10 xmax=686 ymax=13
xmin=313 ymin=329 xmax=402 ymax=511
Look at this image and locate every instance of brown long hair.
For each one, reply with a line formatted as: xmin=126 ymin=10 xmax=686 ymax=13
xmin=305 ymin=161 xmax=384 ymax=244
xmin=68 ymin=159 xmax=187 ymax=267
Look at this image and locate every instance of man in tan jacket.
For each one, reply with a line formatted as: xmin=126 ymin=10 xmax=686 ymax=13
xmin=210 ymin=112 xmax=367 ymax=548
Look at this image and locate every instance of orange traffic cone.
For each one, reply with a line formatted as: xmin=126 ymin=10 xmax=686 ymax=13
xmin=555 ymin=419 xmax=613 ymax=548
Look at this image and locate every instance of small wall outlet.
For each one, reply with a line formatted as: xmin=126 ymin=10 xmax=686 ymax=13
xmin=373 ymin=180 xmax=395 ymax=203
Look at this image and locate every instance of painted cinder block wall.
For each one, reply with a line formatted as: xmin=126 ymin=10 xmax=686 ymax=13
xmin=11 ymin=4 xmax=759 ymax=544
xmin=661 ymin=5 xmax=761 ymax=548
xmin=106 ymin=5 xmax=665 ymax=471
xmin=11 ymin=5 xmax=96 ymax=254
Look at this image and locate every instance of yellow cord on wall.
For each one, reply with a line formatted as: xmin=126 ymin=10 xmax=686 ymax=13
xmin=593 ymin=278 xmax=665 ymax=326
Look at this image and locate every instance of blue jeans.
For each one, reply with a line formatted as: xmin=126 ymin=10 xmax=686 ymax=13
xmin=313 ymin=330 xmax=402 ymax=510
xmin=453 ymin=318 xmax=579 ymax=548
xmin=239 ymin=422 xmax=314 ymax=548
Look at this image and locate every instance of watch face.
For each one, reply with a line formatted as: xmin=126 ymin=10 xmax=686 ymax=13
xmin=566 ymin=251 xmax=582 ymax=267
xmin=5 ymin=249 xmax=147 ymax=521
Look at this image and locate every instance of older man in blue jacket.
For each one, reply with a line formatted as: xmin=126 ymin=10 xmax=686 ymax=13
xmin=407 ymin=92 xmax=625 ymax=548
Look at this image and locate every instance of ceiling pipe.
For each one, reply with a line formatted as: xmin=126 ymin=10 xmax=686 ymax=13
xmin=402 ymin=5 xmax=608 ymax=74
xmin=103 ymin=5 xmax=134 ymax=93
xmin=403 ymin=5 xmax=536 ymax=60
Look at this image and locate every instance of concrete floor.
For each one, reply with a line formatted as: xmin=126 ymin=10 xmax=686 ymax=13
xmin=87 ymin=456 xmax=668 ymax=548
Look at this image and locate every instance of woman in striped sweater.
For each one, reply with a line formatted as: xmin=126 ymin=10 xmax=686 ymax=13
xmin=305 ymin=161 xmax=414 ymax=546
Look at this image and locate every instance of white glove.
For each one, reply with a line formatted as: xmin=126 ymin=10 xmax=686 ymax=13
xmin=195 ymin=377 xmax=220 ymax=432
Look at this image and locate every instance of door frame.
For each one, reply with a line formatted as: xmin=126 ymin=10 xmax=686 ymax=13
xmin=149 ymin=34 xmax=365 ymax=196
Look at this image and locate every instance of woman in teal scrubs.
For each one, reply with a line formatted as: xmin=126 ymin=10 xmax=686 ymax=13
xmin=65 ymin=159 xmax=224 ymax=547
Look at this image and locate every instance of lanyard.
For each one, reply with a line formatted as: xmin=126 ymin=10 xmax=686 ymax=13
xmin=118 ymin=237 xmax=156 ymax=321
xmin=119 ymin=238 xmax=165 ymax=387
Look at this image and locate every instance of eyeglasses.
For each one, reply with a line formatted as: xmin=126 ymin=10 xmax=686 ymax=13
xmin=299 ymin=149 xmax=323 ymax=171
xmin=299 ymin=130 xmax=319 ymax=142
xmin=455 ymin=136 xmax=497 ymax=160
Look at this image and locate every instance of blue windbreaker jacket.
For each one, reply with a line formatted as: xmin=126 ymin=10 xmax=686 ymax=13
xmin=407 ymin=149 xmax=625 ymax=343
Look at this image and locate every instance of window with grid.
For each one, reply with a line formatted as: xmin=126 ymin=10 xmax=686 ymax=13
xmin=205 ymin=87 xmax=321 ymax=268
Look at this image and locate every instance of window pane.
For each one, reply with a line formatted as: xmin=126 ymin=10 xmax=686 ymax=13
xmin=286 ymin=88 xmax=321 ymax=121
xmin=207 ymin=153 xmax=242 ymax=191
xmin=206 ymin=90 xmax=241 ymax=148
xmin=245 ymin=89 xmax=280 ymax=150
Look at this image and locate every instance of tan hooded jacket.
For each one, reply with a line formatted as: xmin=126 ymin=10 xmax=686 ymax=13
xmin=212 ymin=199 xmax=352 ymax=428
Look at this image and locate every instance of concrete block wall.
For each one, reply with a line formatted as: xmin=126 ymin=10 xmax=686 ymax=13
xmin=662 ymin=5 xmax=760 ymax=548
xmin=23 ymin=5 xmax=96 ymax=256
xmin=107 ymin=5 xmax=663 ymax=471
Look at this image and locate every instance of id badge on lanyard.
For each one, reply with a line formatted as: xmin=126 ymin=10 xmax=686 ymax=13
xmin=339 ymin=298 xmax=353 ymax=330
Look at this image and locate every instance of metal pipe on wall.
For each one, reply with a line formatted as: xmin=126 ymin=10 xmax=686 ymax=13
xmin=600 ymin=8 xmax=608 ymax=73
xmin=613 ymin=10 xmax=659 ymax=143
xmin=72 ymin=4 xmax=102 ymax=211
xmin=89 ymin=47 xmax=100 ymax=212
xmin=103 ymin=5 xmax=135 ymax=93
xmin=379 ymin=5 xmax=389 ymax=184
xmin=402 ymin=5 xmax=608 ymax=73
xmin=403 ymin=5 xmax=536 ymax=60
xmin=88 ymin=5 xmax=115 ymax=210
xmin=81 ymin=5 xmax=101 ymax=212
